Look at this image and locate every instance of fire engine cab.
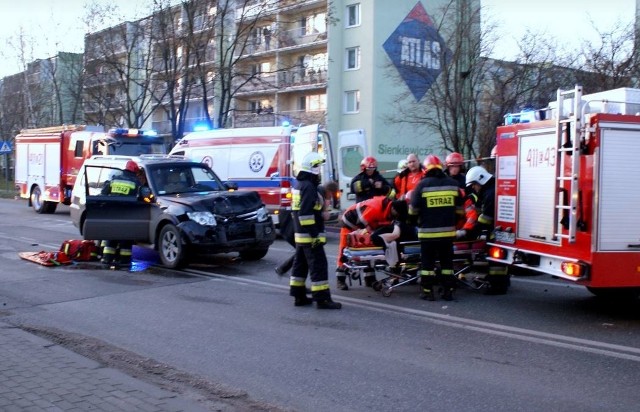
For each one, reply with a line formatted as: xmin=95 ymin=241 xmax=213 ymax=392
xmin=488 ymin=85 xmax=640 ymax=299
xmin=15 ymin=125 xmax=165 ymax=214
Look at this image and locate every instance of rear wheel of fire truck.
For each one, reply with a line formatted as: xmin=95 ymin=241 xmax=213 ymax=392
xmin=30 ymin=186 xmax=56 ymax=214
xmin=158 ymin=224 xmax=186 ymax=269
xmin=239 ymin=247 xmax=269 ymax=261
xmin=586 ymin=287 xmax=640 ymax=301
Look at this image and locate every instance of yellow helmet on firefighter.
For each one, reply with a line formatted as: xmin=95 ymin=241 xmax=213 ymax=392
xmin=466 ymin=165 xmax=492 ymax=187
xmin=299 ymin=152 xmax=325 ymax=175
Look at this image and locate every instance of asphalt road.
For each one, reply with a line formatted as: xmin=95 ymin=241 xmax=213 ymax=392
xmin=2 ymin=198 xmax=640 ymax=411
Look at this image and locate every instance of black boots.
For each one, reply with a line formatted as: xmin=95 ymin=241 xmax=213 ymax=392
xmin=294 ymin=296 xmax=314 ymax=306
xmin=317 ymin=300 xmax=342 ymax=309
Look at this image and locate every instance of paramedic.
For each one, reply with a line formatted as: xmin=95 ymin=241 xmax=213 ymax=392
xmin=391 ymin=159 xmax=408 ymax=193
xmin=350 ymin=156 xmax=391 ymax=203
xmin=290 ymin=152 xmax=342 ymax=309
xmin=444 ymin=152 xmax=466 ymax=189
xmin=394 ymin=153 xmax=424 ymax=200
xmin=335 ymin=191 xmax=395 ymax=290
xmin=409 ymin=155 xmax=461 ymax=301
xmin=100 ymin=160 xmax=146 ymax=269
xmin=458 ymin=165 xmax=510 ymax=295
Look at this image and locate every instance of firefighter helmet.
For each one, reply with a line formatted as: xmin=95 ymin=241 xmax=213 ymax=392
xmin=360 ymin=156 xmax=378 ymax=171
xmin=125 ymin=160 xmax=140 ymax=173
xmin=423 ymin=154 xmax=443 ymax=171
xmin=466 ymin=166 xmax=492 ymax=187
xmin=299 ymin=152 xmax=325 ymax=175
xmin=445 ymin=152 xmax=464 ymax=167
xmin=396 ymin=159 xmax=408 ymax=173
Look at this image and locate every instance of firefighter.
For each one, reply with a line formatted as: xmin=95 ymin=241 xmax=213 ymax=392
xmin=335 ymin=190 xmax=395 ymax=290
xmin=394 ymin=153 xmax=424 ymax=200
xmin=290 ymin=152 xmax=342 ymax=309
xmin=459 ymin=165 xmax=510 ymax=294
xmin=100 ymin=160 xmax=146 ymax=269
xmin=350 ymin=156 xmax=391 ymax=203
xmin=444 ymin=152 xmax=466 ymax=189
xmin=409 ymin=155 xmax=461 ymax=301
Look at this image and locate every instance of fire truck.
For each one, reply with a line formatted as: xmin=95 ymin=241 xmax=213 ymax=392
xmin=15 ymin=125 xmax=166 ymax=214
xmin=487 ymin=85 xmax=640 ymax=299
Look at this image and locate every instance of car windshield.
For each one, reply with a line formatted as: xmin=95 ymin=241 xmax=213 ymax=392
xmin=150 ymin=164 xmax=226 ymax=195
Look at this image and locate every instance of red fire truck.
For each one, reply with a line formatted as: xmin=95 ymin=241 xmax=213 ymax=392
xmin=487 ymin=85 xmax=640 ymax=299
xmin=15 ymin=125 xmax=166 ymax=214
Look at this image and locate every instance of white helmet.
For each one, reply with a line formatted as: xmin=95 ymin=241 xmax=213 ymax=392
xmin=299 ymin=152 xmax=325 ymax=175
xmin=396 ymin=159 xmax=408 ymax=173
xmin=465 ymin=166 xmax=492 ymax=187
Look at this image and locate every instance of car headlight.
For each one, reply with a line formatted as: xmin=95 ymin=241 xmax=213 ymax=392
xmin=187 ymin=211 xmax=217 ymax=226
xmin=256 ymin=206 xmax=269 ymax=222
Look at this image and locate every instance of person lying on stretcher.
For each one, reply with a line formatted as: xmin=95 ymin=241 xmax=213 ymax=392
xmin=370 ymin=199 xmax=418 ymax=269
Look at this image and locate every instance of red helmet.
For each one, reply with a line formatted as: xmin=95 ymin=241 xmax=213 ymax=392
xmin=445 ymin=152 xmax=464 ymax=167
xmin=360 ymin=156 xmax=378 ymax=171
xmin=423 ymin=154 xmax=443 ymax=171
xmin=125 ymin=160 xmax=140 ymax=173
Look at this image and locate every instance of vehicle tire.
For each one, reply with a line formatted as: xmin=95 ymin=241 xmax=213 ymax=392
xmin=586 ymin=287 xmax=640 ymax=301
xmin=31 ymin=186 xmax=46 ymax=214
xmin=239 ymin=247 xmax=269 ymax=261
xmin=158 ymin=224 xmax=186 ymax=269
xmin=43 ymin=201 xmax=58 ymax=214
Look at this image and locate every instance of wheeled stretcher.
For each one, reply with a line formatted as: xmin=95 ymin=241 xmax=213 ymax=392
xmin=341 ymin=239 xmax=489 ymax=297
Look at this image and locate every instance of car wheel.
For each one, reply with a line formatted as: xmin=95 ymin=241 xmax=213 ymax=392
xmin=239 ymin=247 xmax=269 ymax=261
xmin=159 ymin=224 xmax=186 ymax=269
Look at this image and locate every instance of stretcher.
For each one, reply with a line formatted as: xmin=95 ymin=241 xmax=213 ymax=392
xmin=341 ymin=239 xmax=488 ymax=297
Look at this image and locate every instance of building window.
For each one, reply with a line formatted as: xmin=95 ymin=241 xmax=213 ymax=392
xmin=346 ymin=4 xmax=360 ymax=28
xmin=344 ymin=90 xmax=360 ymax=113
xmin=345 ymin=47 xmax=360 ymax=70
xmin=249 ymin=101 xmax=262 ymax=113
xmin=306 ymin=94 xmax=327 ymax=111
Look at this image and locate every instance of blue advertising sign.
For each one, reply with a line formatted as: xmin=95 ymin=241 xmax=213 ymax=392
xmin=383 ymin=2 xmax=452 ymax=101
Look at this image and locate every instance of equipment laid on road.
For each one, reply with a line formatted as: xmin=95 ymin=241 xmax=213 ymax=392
xmin=488 ymin=85 xmax=640 ymax=299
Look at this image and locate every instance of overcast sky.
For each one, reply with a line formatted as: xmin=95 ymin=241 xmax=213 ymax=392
xmin=0 ymin=0 xmax=636 ymax=78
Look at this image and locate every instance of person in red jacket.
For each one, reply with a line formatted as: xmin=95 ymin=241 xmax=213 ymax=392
xmin=394 ymin=153 xmax=424 ymax=200
xmin=335 ymin=191 xmax=394 ymax=290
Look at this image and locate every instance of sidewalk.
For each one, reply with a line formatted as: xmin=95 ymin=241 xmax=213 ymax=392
xmin=0 ymin=322 xmax=209 ymax=412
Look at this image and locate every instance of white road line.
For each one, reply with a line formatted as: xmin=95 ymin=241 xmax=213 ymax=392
xmin=184 ymin=267 xmax=640 ymax=362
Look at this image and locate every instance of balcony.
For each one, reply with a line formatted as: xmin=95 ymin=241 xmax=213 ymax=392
xmin=239 ymin=26 xmax=327 ymax=56
xmin=233 ymin=109 xmax=326 ymax=128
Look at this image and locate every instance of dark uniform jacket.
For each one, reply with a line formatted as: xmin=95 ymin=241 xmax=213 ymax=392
xmin=101 ymin=171 xmax=141 ymax=197
xmin=291 ymin=173 xmax=326 ymax=245
xmin=350 ymin=170 xmax=391 ymax=203
xmin=408 ymin=169 xmax=461 ymax=240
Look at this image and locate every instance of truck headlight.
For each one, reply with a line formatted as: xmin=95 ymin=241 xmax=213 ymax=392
xmin=256 ymin=206 xmax=269 ymax=222
xmin=187 ymin=211 xmax=217 ymax=226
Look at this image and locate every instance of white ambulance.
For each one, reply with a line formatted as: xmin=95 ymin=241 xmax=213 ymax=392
xmin=168 ymin=124 xmax=338 ymax=224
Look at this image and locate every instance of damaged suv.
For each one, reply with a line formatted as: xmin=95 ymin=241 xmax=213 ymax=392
xmin=69 ymin=155 xmax=275 ymax=268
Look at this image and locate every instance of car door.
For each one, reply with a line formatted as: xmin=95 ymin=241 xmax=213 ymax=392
xmin=81 ymin=165 xmax=152 ymax=242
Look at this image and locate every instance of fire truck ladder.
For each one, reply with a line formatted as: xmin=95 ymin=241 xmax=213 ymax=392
xmin=553 ymin=85 xmax=582 ymax=243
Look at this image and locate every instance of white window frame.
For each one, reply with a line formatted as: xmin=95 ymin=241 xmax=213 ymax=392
xmin=345 ymin=47 xmax=360 ymax=70
xmin=344 ymin=90 xmax=360 ymax=114
xmin=346 ymin=4 xmax=361 ymax=28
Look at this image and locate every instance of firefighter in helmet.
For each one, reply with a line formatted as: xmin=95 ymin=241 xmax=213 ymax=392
xmin=460 ymin=165 xmax=510 ymax=294
xmin=290 ymin=152 xmax=342 ymax=309
xmin=100 ymin=160 xmax=146 ymax=269
xmin=409 ymin=155 xmax=461 ymax=301
xmin=350 ymin=156 xmax=391 ymax=203
xmin=444 ymin=152 xmax=466 ymax=189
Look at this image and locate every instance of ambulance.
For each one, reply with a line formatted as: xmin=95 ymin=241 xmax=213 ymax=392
xmin=168 ymin=124 xmax=338 ymax=224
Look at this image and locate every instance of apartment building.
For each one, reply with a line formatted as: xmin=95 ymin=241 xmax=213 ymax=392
xmin=326 ymin=0 xmax=481 ymax=173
